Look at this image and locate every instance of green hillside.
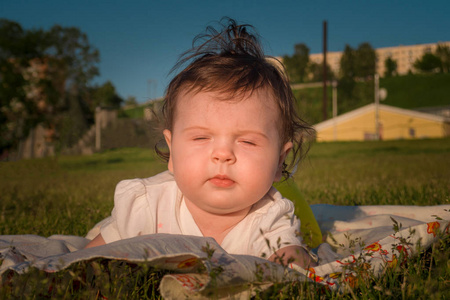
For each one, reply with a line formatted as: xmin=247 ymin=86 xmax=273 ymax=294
xmin=120 ymin=105 xmax=145 ymax=119
xmin=293 ymin=73 xmax=450 ymax=125
xmin=293 ymin=86 xmax=333 ymax=125
xmin=381 ymin=73 xmax=450 ymax=109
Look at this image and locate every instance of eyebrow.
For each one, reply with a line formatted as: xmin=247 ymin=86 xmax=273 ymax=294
xmin=235 ymin=130 xmax=270 ymax=141
xmin=181 ymin=126 xmax=210 ymax=133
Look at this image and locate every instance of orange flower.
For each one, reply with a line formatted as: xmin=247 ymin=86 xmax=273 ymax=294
xmin=336 ymin=255 xmax=356 ymax=265
xmin=329 ymin=272 xmax=342 ymax=279
xmin=364 ymin=242 xmax=381 ymax=252
xmin=307 ymin=268 xmax=324 ymax=283
xmin=344 ymin=274 xmax=358 ymax=288
xmin=177 ymin=257 xmax=199 ymax=269
xmin=427 ymin=222 xmax=441 ymax=237
xmin=171 ymin=274 xmax=204 ymax=290
xmin=396 ymin=245 xmax=408 ymax=257
xmin=387 ymin=254 xmax=398 ymax=269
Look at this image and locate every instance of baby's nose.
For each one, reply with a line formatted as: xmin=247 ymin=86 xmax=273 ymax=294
xmin=211 ymin=143 xmax=236 ymax=164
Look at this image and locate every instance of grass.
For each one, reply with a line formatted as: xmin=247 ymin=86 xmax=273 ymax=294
xmin=295 ymin=138 xmax=450 ymax=207
xmin=119 ymin=106 xmax=146 ymax=119
xmin=381 ymin=73 xmax=450 ymax=109
xmin=1 ymin=139 xmax=449 ymax=298
xmin=0 ymin=148 xmax=167 ymax=236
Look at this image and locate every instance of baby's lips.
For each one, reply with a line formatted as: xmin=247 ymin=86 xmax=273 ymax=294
xmin=209 ymin=175 xmax=235 ymax=188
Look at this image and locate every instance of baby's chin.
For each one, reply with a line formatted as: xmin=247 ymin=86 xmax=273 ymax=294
xmin=184 ymin=193 xmax=262 ymax=216
xmin=201 ymin=204 xmax=255 ymax=216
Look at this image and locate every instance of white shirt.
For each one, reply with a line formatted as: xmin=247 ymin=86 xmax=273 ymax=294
xmin=98 ymin=171 xmax=304 ymax=258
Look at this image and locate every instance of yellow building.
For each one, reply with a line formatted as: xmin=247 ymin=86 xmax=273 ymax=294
xmin=314 ymin=103 xmax=450 ymax=142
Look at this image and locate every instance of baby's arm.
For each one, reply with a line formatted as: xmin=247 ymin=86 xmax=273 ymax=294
xmin=269 ymin=245 xmax=317 ymax=269
xmin=84 ymin=233 xmax=106 ymax=249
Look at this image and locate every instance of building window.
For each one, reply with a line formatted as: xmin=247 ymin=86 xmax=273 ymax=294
xmin=364 ymin=132 xmax=378 ymax=141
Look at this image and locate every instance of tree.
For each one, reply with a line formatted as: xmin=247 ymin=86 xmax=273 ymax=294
xmin=0 ymin=19 xmax=49 ymax=152
xmin=435 ymin=43 xmax=450 ymax=73
xmin=89 ymin=81 xmax=123 ymax=109
xmin=354 ymin=42 xmax=376 ymax=79
xmin=337 ymin=45 xmax=356 ymax=105
xmin=339 ymin=43 xmax=376 ymax=80
xmin=339 ymin=44 xmax=356 ymax=79
xmin=124 ymin=95 xmax=138 ymax=107
xmin=283 ymin=43 xmax=310 ymax=83
xmin=414 ymin=53 xmax=441 ymax=73
xmin=307 ymin=61 xmax=334 ymax=82
xmin=336 ymin=43 xmax=377 ymax=115
xmin=46 ymin=25 xmax=99 ymax=90
xmin=0 ymin=19 xmax=100 ymax=154
xmin=384 ymin=57 xmax=398 ymax=77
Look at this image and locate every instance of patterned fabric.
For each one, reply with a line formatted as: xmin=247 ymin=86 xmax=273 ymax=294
xmin=1 ymin=204 xmax=448 ymax=299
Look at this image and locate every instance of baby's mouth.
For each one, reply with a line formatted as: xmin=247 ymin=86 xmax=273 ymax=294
xmin=209 ymin=175 xmax=235 ymax=188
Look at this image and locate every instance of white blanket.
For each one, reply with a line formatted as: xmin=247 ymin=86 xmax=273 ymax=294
xmin=1 ymin=204 xmax=449 ymax=299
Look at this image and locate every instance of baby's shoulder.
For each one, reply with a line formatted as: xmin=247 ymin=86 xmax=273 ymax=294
xmin=252 ymin=187 xmax=295 ymax=216
xmin=115 ymin=170 xmax=176 ymax=199
xmin=117 ymin=170 xmax=174 ymax=188
xmin=241 ymin=187 xmax=299 ymax=245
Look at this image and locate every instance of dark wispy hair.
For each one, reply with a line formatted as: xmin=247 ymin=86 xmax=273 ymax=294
xmin=156 ymin=18 xmax=315 ymax=178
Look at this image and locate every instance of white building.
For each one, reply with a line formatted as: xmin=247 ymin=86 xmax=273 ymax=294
xmin=308 ymin=41 xmax=450 ymax=77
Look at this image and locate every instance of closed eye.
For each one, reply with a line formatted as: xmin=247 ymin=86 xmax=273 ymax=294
xmin=241 ymin=140 xmax=256 ymax=146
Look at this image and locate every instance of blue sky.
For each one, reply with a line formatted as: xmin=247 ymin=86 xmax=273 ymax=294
xmin=2 ymin=0 xmax=449 ymax=102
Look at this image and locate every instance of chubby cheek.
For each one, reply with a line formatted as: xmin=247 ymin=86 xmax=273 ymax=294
xmin=173 ymin=171 xmax=197 ymax=195
xmin=171 ymin=146 xmax=206 ymax=179
xmin=172 ymin=154 xmax=209 ymax=201
xmin=239 ymin=150 xmax=279 ymax=184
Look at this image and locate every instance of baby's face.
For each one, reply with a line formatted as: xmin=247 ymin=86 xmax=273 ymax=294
xmin=163 ymin=89 xmax=292 ymax=216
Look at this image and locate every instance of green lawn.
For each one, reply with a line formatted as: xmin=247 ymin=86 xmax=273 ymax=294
xmin=0 ymin=148 xmax=167 ymax=237
xmin=1 ymin=139 xmax=449 ymax=298
xmin=295 ymin=138 xmax=450 ymax=207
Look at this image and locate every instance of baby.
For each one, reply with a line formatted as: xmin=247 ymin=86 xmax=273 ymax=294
xmin=85 ymin=19 xmax=317 ymax=269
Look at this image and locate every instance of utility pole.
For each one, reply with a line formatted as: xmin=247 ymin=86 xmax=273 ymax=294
xmin=374 ymin=74 xmax=380 ymax=140
xmin=95 ymin=107 xmax=101 ymax=151
xmin=147 ymin=79 xmax=157 ymax=101
xmin=332 ymin=80 xmax=338 ymax=141
xmin=322 ymin=20 xmax=328 ymax=121
xmin=373 ymin=74 xmax=388 ymax=140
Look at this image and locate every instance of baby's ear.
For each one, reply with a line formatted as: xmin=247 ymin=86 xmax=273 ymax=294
xmin=163 ymin=129 xmax=173 ymax=172
xmin=275 ymin=142 xmax=293 ymax=181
